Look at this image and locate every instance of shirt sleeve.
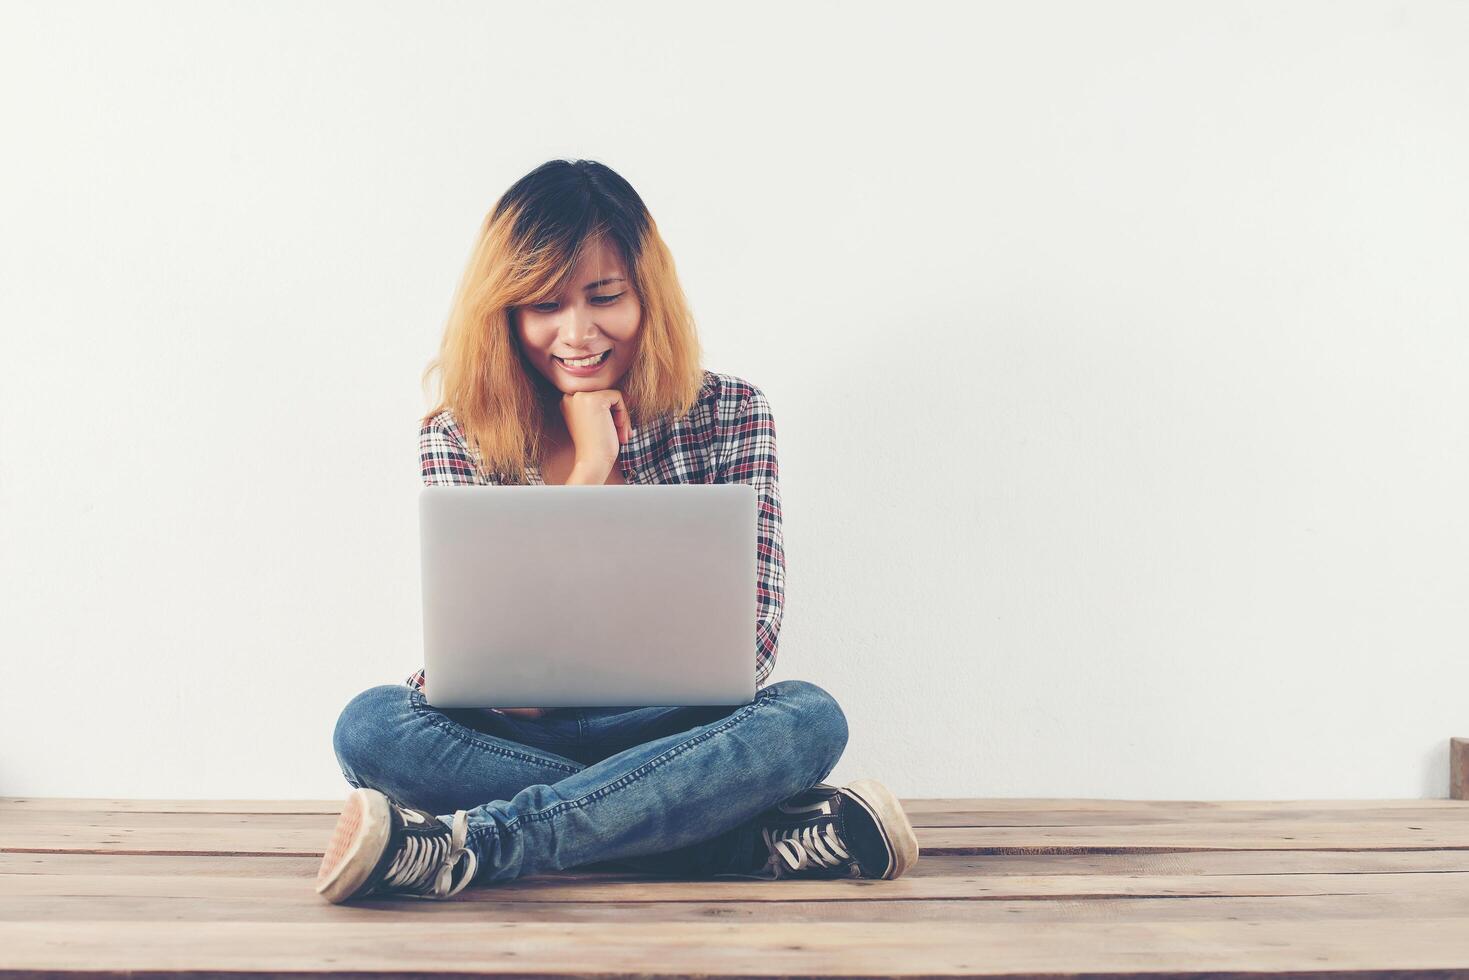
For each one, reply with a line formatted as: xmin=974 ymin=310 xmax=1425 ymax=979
xmin=410 ymin=414 xmax=486 ymax=692
xmin=716 ymin=386 xmax=786 ymax=688
xmin=420 ymin=413 xmax=484 ymax=486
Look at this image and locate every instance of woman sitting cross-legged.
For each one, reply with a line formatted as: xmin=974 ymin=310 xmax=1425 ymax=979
xmin=315 ymin=158 xmax=919 ymax=904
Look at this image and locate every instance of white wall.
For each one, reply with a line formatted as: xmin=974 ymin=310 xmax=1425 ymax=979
xmin=2 ymin=0 xmax=1465 ymax=801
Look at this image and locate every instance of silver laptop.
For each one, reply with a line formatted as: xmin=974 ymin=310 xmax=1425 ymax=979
xmin=419 ymin=484 xmax=756 ymax=709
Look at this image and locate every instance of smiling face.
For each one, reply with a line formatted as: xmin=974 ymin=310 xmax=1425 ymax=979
xmin=514 ymin=237 xmax=642 ymax=398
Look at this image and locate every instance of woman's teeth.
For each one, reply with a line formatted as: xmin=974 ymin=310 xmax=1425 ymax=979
xmin=559 ymin=351 xmax=610 ymax=368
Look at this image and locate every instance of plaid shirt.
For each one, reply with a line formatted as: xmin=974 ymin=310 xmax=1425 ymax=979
xmin=406 ymin=368 xmax=785 ymax=695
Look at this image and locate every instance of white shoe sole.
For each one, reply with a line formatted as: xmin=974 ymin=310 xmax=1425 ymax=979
xmin=840 ymin=778 xmax=920 ymax=879
xmin=315 ymin=788 xmax=392 ymax=904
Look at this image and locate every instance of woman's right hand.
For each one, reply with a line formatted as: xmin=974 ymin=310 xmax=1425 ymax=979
xmin=560 ymin=389 xmax=631 ymax=469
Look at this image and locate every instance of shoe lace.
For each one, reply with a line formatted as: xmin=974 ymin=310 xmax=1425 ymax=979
xmin=380 ymin=806 xmax=479 ymax=899
xmin=762 ymin=819 xmax=852 ymax=877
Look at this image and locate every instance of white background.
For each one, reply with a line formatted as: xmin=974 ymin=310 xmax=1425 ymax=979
xmin=2 ymin=1 xmax=1465 ymax=801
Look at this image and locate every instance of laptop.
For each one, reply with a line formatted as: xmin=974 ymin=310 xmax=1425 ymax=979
xmin=419 ymin=484 xmax=757 ymax=709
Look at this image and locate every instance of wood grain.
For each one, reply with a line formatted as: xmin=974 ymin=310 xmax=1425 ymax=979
xmin=4 ymin=796 xmax=1469 ymax=977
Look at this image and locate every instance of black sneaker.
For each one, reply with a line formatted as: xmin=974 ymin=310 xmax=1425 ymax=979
xmin=315 ymin=788 xmax=479 ymax=903
xmin=718 ymin=778 xmax=920 ymax=880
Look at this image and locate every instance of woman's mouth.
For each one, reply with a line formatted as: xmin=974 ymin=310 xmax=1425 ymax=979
xmin=555 ymin=349 xmax=612 ymax=372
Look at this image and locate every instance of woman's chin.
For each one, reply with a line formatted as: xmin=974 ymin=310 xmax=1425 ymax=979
xmin=536 ymin=362 xmax=628 ymax=394
xmin=555 ymin=372 xmax=624 ymax=392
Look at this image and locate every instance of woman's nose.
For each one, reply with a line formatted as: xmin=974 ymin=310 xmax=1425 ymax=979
xmin=557 ymin=311 xmax=598 ymax=345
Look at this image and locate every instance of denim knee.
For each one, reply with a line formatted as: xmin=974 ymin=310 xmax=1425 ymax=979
xmin=332 ymin=684 xmax=410 ymax=789
xmin=768 ymin=678 xmax=849 ymax=781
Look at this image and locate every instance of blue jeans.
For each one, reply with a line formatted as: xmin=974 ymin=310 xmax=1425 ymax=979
xmin=331 ymin=679 xmax=849 ymax=884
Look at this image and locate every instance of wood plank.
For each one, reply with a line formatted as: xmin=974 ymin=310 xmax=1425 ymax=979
xmin=905 ymin=797 xmax=1469 ymax=812
xmin=8 ymin=804 xmax=1469 ymax=828
xmin=5 ymin=795 xmax=1467 ymax=814
xmin=5 ymin=868 xmax=1467 ymax=904
xmin=5 ymin=919 xmax=1469 ymax=976
xmin=1453 ymin=737 xmax=1468 ymax=801
xmin=7 ymin=818 xmax=1468 ymax=856
xmin=908 ymin=805 xmax=1469 ymax=827
xmin=917 ymin=820 xmax=1469 ymax=853
xmin=5 ymin=798 xmax=1469 ymax=977
xmin=2 ymin=890 xmax=1468 ymax=925
xmin=12 ymin=848 xmax=1469 ymax=880
xmin=0 ymin=797 xmax=350 ymax=813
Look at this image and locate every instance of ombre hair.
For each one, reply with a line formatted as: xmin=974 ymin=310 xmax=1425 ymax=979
xmin=420 ymin=159 xmax=705 ymax=484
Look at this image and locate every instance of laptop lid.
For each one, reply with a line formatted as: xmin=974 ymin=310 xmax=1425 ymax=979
xmin=419 ymin=484 xmax=756 ymax=709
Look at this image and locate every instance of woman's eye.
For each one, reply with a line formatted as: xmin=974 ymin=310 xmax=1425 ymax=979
xmin=526 ymin=292 xmax=623 ymax=313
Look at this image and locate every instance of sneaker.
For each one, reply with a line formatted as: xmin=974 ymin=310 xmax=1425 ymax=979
xmin=720 ymin=778 xmax=920 ymax=880
xmin=315 ymin=787 xmax=479 ymax=903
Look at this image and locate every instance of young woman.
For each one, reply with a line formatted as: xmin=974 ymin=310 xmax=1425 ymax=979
xmin=315 ymin=159 xmax=918 ymax=904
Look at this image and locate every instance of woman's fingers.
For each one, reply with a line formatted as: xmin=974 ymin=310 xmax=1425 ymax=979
xmin=608 ymin=393 xmax=631 ymax=443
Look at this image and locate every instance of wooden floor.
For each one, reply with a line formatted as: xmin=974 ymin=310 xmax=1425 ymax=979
xmin=3 ymin=795 xmax=1469 ymax=978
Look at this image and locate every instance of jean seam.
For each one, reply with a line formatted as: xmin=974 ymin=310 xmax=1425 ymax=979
xmin=502 ymin=685 xmax=783 ymax=836
xmin=407 ymin=687 xmax=585 ymax=775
